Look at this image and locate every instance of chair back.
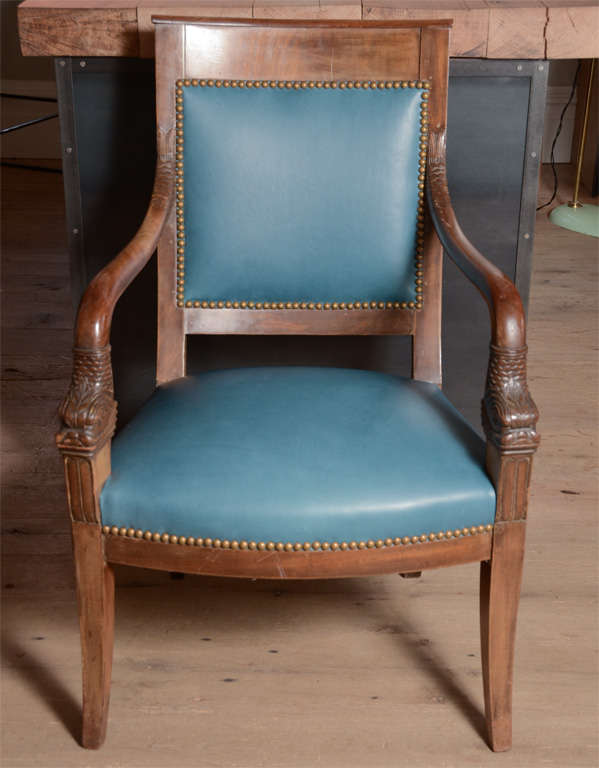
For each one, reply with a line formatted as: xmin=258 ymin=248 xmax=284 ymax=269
xmin=153 ymin=18 xmax=450 ymax=384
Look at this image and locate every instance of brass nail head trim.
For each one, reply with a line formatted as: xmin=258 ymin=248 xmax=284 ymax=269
xmin=103 ymin=521 xmax=492 ymax=553
xmin=176 ymin=78 xmax=430 ymax=310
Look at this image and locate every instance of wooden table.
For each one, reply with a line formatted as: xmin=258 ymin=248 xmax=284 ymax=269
xmin=17 ymin=0 xmax=599 ymax=60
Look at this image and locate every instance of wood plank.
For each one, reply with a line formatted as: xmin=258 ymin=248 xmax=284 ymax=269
xmin=14 ymin=0 xmax=590 ymax=5
xmin=545 ymin=6 xmax=599 ymax=59
xmin=20 ymin=0 xmax=138 ymax=6
xmin=1 ymin=354 xmax=72 ymax=381
xmin=17 ymin=0 xmax=599 ymax=58
xmin=1 ymin=329 xmax=73 ymax=357
xmin=2 ymin=481 xmax=67 ymax=518
xmin=486 ymin=7 xmax=546 ymax=58
xmin=255 ymin=0 xmax=362 ymax=20
xmin=2 ymin=528 xmax=72 ymax=557
xmin=18 ymin=6 xmax=139 ymax=57
xmin=364 ymin=6 xmax=489 ymax=57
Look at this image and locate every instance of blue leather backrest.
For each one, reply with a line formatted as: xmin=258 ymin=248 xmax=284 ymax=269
xmin=178 ymin=79 xmax=428 ymax=310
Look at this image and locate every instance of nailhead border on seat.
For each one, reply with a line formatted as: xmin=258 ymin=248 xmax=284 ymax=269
xmin=174 ymin=79 xmax=430 ymax=310
xmin=102 ymin=522 xmax=493 ymax=550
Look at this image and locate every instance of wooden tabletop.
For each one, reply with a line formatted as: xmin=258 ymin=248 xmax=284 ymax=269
xmin=17 ymin=0 xmax=599 ymax=59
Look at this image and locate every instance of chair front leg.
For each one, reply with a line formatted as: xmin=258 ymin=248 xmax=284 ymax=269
xmin=58 ymin=346 xmax=118 ymax=748
xmin=480 ymin=520 xmax=526 ymax=751
xmin=480 ymin=342 xmax=539 ymax=751
xmin=72 ymin=520 xmax=115 ymax=749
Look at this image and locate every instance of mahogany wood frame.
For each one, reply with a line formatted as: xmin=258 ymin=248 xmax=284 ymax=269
xmin=56 ymin=17 xmax=539 ymax=753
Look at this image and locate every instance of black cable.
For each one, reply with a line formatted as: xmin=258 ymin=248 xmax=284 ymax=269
xmin=537 ymin=61 xmax=581 ymax=211
xmin=0 ymin=112 xmax=58 ymax=135
xmin=1 ymin=161 xmax=62 ymax=174
xmin=0 ymin=113 xmax=59 ymax=135
xmin=0 ymin=92 xmax=58 ymax=103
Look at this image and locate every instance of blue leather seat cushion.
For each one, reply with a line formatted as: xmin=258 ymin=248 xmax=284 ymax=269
xmin=100 ymin=367 xmax=496 ymax=543
xmin=181 ymin=84 xmax=424 ymax=305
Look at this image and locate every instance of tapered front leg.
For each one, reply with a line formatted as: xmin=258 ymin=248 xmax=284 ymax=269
xmin=72 ymin=521 xmax=115 ymax=749
xmin=480 ymin=521 xmax=526 ymax=752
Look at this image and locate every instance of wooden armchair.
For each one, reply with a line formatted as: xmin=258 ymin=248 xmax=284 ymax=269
xmin=56 ymin=17 xmax=539 ymax=752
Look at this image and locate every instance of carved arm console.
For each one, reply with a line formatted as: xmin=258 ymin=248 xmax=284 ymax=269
xmin=56 ymin=159 xmax=174 ymax=459
xmin=426 ymin=130 xmax=540 ymax=463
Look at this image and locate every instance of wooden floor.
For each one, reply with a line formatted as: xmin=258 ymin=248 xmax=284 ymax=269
xmin=1 ymin=163 xmax=597 ymax=767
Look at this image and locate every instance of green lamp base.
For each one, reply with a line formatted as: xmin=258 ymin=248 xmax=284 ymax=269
xmin=549 ymin=203 xmax=599 ymax=238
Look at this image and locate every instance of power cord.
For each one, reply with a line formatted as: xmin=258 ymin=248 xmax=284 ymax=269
xmin=537 ymin=60 xmax=582 ymax=211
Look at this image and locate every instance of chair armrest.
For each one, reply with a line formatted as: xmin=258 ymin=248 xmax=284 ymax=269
xmin=426 ymin=130 xmax=539 ymax=453
xmin=56 ymin=158 xmax=174 ymax=454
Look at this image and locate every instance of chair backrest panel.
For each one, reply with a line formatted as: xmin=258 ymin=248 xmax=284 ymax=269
xmin=180 ymin=81 xmax=427 ymax=310
xmin=153 ymin=18 xmax=450 ymax=382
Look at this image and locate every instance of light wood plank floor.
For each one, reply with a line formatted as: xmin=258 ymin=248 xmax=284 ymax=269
xmin=1 ymin=164 xmax=597 ymax=767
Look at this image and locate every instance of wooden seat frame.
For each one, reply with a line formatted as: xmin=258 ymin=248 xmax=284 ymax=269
xmin=56 ymin=17 xmax=539 ymax=752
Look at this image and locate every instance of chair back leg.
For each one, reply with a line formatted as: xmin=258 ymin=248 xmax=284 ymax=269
xmin=72 ymin=521 xmax=115 ymax=749
xmin=479 ymin=521 xmax=526 ymax=752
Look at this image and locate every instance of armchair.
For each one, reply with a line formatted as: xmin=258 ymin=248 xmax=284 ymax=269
xmin=56 ymin=17 xmax=539 ymax=752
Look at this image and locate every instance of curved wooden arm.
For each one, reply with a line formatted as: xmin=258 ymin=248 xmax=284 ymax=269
xmin=57 ymin=158 xmax=174 ymax=454
xmin=427 ymin=130 xmax=539 ymax=453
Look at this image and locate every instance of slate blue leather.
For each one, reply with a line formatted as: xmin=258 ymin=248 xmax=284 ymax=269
xmin=100 ymin=367 xmax=496 ymax=543
xmin=181 ymin=85 xmax=424 ymax=305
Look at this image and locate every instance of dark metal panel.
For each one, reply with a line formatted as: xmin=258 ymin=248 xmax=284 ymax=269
xmin=446 ymin=60 xmax=547 ymax=313
xmin=71 ymin=57 xmax=156 ymax=280
xmin=517 ymin=61 xmax=549 ymax=309
xmin=66 ymin=56 xmax=157 ymax=425
xmin=442 ymin=59 xmax=547 ymax=428
xmin=54 ymin=57 xmax=85 ymax=310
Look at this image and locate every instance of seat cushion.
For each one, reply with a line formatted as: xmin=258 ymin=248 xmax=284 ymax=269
xmin=100 ymin=367 xmax=495 ymax=546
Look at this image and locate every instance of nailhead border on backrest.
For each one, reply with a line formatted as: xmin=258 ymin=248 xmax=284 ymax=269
xmin=174 ymin=78 xmax=430 ymax=310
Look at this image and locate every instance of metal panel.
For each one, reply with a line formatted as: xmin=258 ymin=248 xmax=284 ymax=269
xmin=55 ymin=57 xmax=85 ymax=309
xmin=447 ymin=59 xmax=547 ymax=309
xmin=518 ymin=61 xmax=549 ymax=308
xmin=57 ymin=57 xmax=158 ymax=424
xmin=443 ymin=59 xmax=547 ymax=427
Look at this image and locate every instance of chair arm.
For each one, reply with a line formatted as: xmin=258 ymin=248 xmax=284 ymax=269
xmin=426 ymin=130 xmax=539 ymax=453
xmin=56 ymin=158 xmax=174 ymax=455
